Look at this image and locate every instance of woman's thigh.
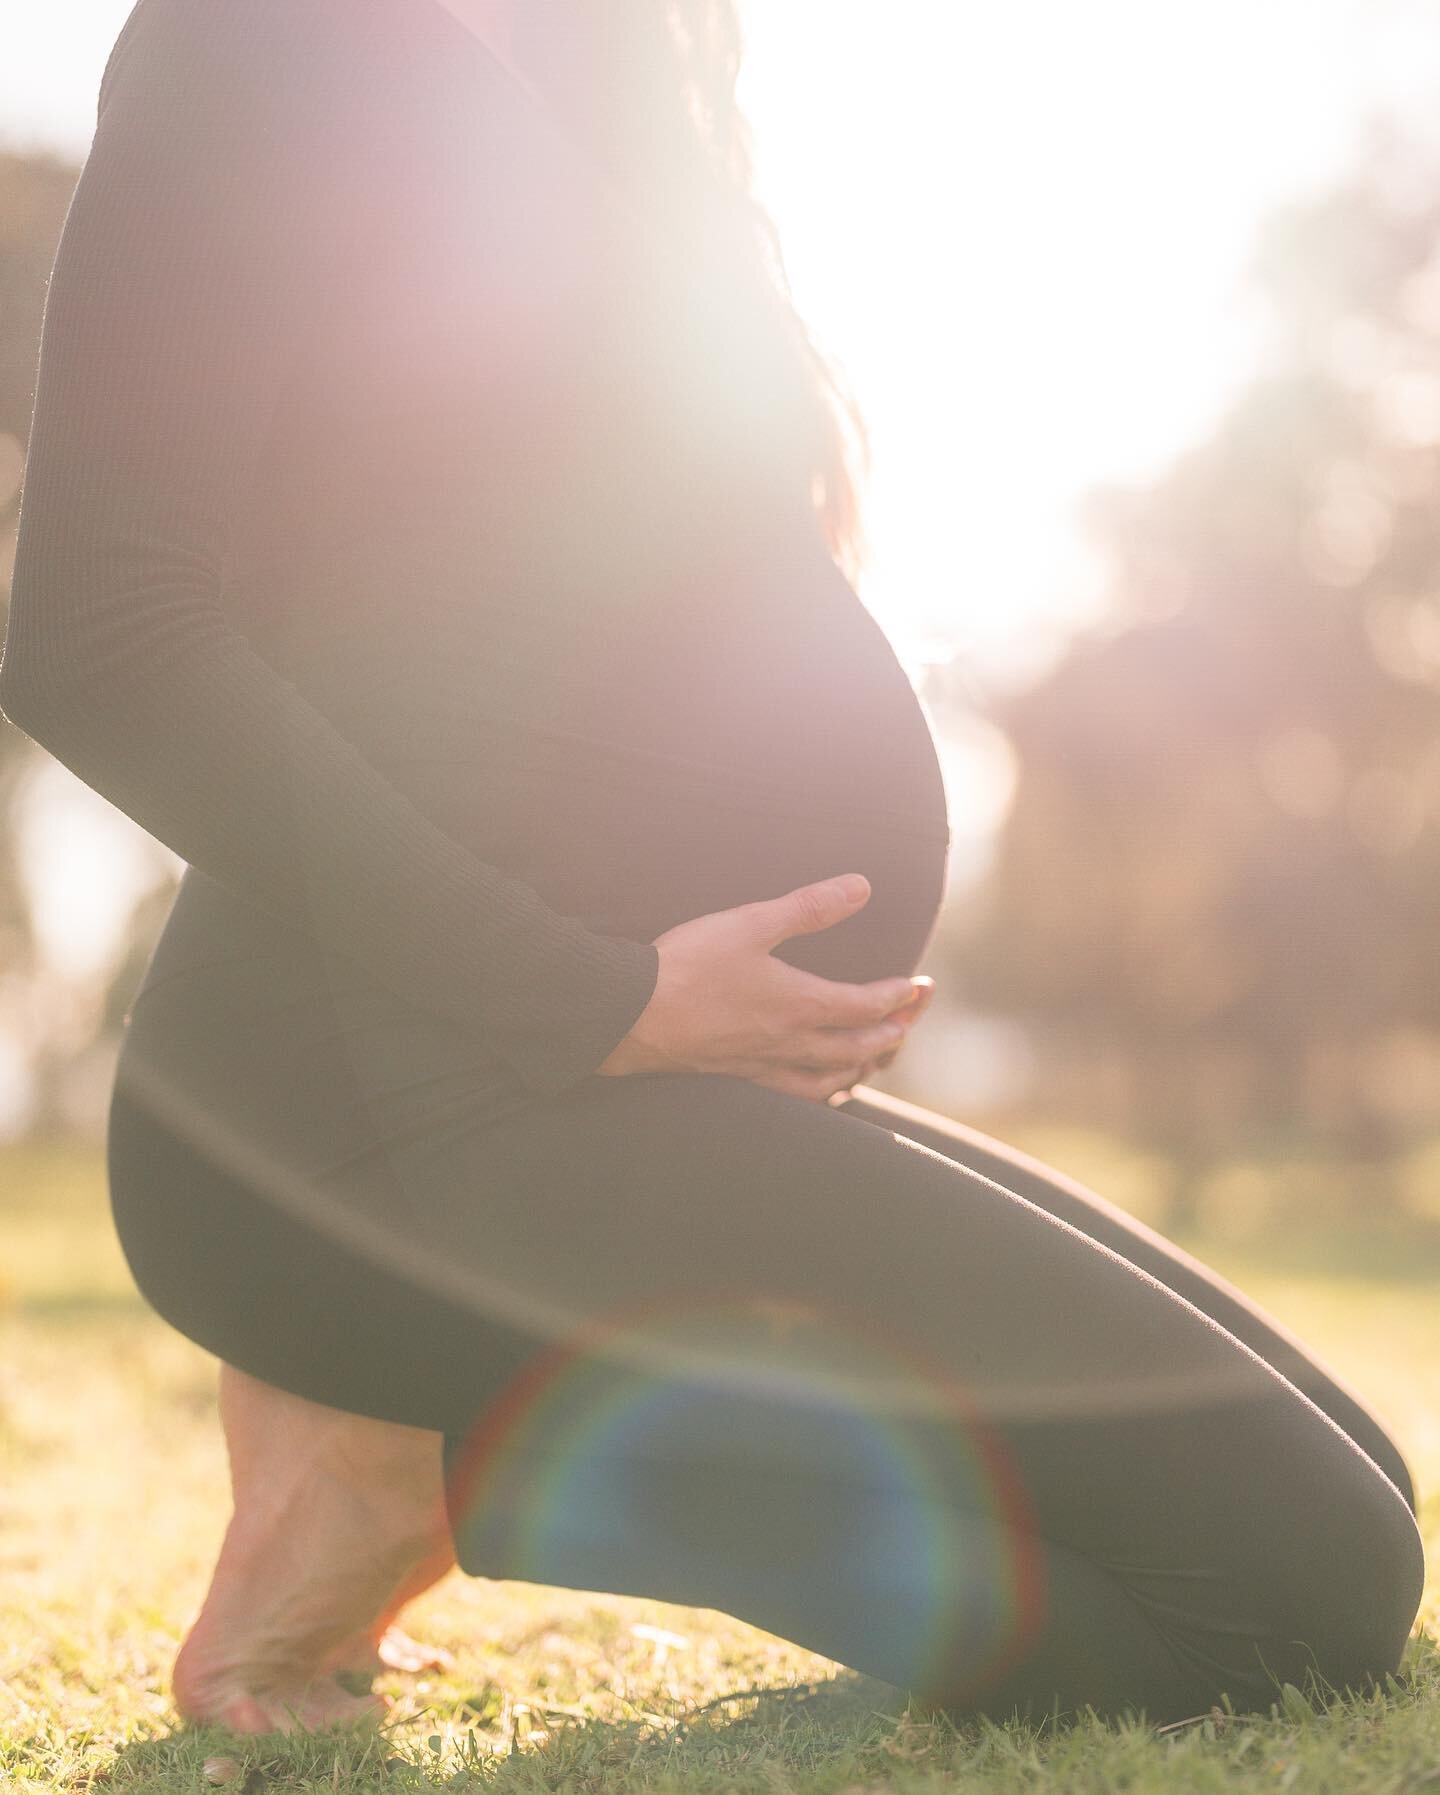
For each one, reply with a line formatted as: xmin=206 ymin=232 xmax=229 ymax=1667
xmin=833 ymin=1085 xmax=1418 ymax=1516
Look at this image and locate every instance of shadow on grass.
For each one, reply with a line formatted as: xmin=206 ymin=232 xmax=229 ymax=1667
xmin=90 ymin=1634 xmax=1438 ymax=1792
xmin=97 ymin=1662 xmax=1400 ymax=1793
xmin=98 ymin=1670 xmax=918 ymax=1792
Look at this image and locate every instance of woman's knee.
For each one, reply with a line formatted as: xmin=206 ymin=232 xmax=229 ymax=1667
xmin=1230 ymin=1433 xmax=1425 ymax=1707
xmin=1314 ymin=1471 xmax=1424 ymax=1694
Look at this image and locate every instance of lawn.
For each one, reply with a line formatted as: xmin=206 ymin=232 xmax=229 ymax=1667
xmin=2 ymin=1130 xmax=1439 ymax=1793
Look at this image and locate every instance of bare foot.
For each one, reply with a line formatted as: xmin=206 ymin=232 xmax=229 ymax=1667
xmin=173 ymin=1365 xmax=455 ymax=1734
xmin=318 ymin=1538 xmax=460 ymax=1680
xmin=174 ymin=1664 xmax=387 ymax=1736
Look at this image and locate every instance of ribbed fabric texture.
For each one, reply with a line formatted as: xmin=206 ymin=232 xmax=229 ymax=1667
xmin=0 ymin=0 xmax=661 ymax=1098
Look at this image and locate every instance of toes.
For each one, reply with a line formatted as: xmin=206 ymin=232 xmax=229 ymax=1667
xmin=375 ymin=1628 xmax=455 ymax=1674
xmin=212 ymin=1692 xmax=278 ymax=1735
xmin=263 ymin=1678 xmax=389 ymax=1735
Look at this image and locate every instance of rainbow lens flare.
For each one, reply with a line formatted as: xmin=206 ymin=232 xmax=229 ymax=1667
xmin=444 ymin=1283 xmax=1047 ymax=1703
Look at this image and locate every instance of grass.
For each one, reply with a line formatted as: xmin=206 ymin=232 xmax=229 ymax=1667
xmin=2 ymin=1131 xmax=1438 ymax=1793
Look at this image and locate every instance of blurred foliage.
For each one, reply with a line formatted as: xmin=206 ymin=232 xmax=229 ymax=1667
xmin=0 ymin=145 xmax=178 ymax=1136
xmin=0 ymin=147 xmax=82 ymax=1134
xmin=943 ymin=120 xmax=1440 ymax=1212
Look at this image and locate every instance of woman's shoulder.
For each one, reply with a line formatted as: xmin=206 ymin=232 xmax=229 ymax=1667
xmin=92 ymin=0 xmax=510 ymax=199
xmin=98 ymin=0 xmax=382 ymax=117
xmin=85 ymin=0 xmax=477 ymax=255
xmin=98 ymin=0 xmax=493 ymax=112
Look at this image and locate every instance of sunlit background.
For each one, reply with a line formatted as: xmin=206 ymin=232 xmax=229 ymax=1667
xmin=5 ymin=0 xmax=1440 ymax=1176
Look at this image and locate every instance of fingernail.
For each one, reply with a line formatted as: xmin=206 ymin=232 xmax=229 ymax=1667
xmin=837 ymin=875 xmax=868 ymax=903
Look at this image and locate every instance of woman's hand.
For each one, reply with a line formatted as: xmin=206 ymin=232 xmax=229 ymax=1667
xmin=596 ymin=873 xmax=929 ymax=1104
xmin=825 ymin=975 xmax=935 ymax=1104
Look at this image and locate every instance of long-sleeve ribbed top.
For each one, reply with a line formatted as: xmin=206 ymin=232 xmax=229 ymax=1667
xmin=0 ymin=0 xmax=670 ymax=1097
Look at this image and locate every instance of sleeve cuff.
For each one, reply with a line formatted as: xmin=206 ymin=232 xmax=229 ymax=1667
xmin=496 ymin=932 xmax=661 ymax=1099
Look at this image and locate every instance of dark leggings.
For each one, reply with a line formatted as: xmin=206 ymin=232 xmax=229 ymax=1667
xmin=108 ymin=948 xmax=1425 ymax=1730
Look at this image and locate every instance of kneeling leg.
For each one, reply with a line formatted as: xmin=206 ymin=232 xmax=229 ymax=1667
xmin=837 ymin=1086 xmax=1418 ymax=1516
xmin=435 ymin=1076 xmax=1425 ymax=1727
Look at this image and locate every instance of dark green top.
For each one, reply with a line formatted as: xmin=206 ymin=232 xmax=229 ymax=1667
xmin=1 ymin=0 xmax=950 ymax=1101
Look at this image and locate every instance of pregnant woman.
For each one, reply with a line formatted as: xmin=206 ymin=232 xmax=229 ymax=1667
xmin=1 ymin=0 xmax=1424 ymax=1738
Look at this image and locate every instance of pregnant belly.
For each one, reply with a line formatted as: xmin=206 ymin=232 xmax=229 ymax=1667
xmin=265 ymin=502 xmax=952 ymax=987
xmin=357 ymin=539 xmax=955 ymax=985
xmin=388 ymin=721 xmax=951 ymax=988
xmin=210 ymin=525 xmax=955 ymax=1000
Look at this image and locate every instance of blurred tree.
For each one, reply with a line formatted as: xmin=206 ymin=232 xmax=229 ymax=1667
xmin=1 ymin=146 xmax=177 ymax=1137
xmin=953 ymin=117 xmax=1440 ymax=1215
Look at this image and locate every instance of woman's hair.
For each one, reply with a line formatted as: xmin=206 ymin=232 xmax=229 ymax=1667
xmin=556 ymin=1 xmax=873 ymax=583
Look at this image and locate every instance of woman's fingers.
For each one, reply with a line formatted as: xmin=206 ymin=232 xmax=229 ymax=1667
xmin=794 ymin=969 xmax=925 ymax=1030
xmin=736 ymin=873 xmax=875 ymax=951
xmin=751 ymin=1063 xmax=857 ymax=1104
xmin=885 ymin=975 xmax=935 ymax=1023
xmin=808 ymin=976 xmax=937 ymax=1091
xmin=755 ymin=985 xmax=931 ymax=1100
xmin=800 ymin=977 xmax=935 ymax=1068
xmin=793 ymin=1019 xmax=906 ymax=1071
